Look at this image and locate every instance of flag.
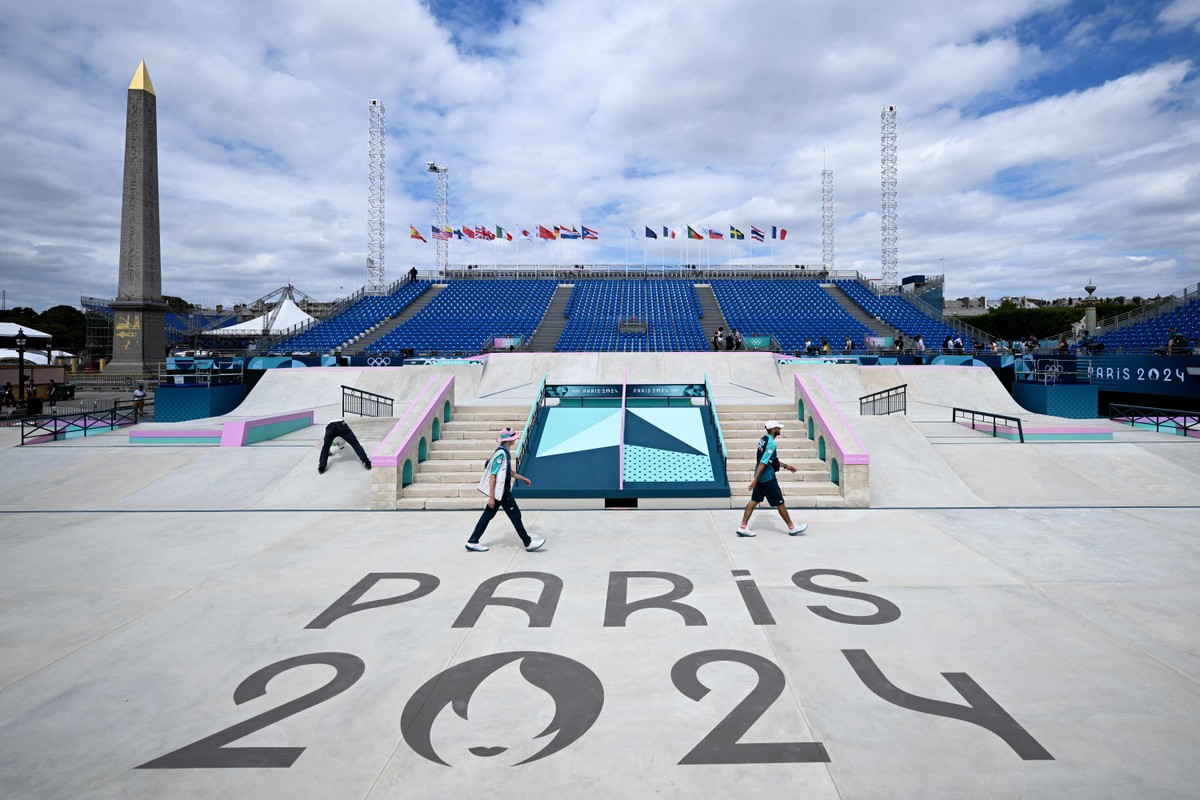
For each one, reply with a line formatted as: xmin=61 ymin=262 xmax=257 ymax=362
xmin=771 ymin=226 xmax=787 ymax=240
xmin=686 ymin=225 xmax=704 ymax=240
xmin=558 ymin=225 xmax=580 ymax=239
xmin=582 ymin=225 xmax=598 ymax=240
xmin=664 ymin=226 xmax=676 ymax=239
xmin=410 ymin=225 xmax=427 ymax=242
xmin=780 ymin=228 xmax=788 ymax=241
xmin=645 ymin=226 xmax=658 ymax=239
xmin=453 ymin=228 xmax=464 ymax=239
xmin=496 ymin=225 xmax=513 ymax=241
xmin=521 ymin=228 xmax=532 ymax=240
xmin=431 ymin=225 xmax=450 ymax=241
xmin=708 ymin=228 xmax=724 ymax=240
xmin=462 ymin=226 xmax=476 ymax=239
xmin=538 ymin=224 xmax=556 ymax=240
xmin=730 ymin=226 xmax=744 ymax=240
xmin=627 ymin=226 xmax=639 ymax=239
xmin=751 ymin=225 xmax=765 ymax=242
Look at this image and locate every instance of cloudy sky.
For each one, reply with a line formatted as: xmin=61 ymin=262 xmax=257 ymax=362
xmin=1 ymin=0 xmax=1198 ymax=311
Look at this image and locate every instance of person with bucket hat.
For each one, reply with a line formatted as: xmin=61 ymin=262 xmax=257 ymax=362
xmin=736 ymin=419 xmax=808 ymax=538
xmin=466 ymin=426 xmax=545 ymax=553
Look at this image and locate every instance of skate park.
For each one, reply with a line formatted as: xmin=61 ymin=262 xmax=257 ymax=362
xmin=1 ymin=351 xmax=1199 ymax=799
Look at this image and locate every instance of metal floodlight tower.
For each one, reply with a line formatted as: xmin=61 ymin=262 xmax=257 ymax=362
xmin=821 ymin=167 xmax=834 ymax=273
xmin=367 ymin=99 xmax=386 ymax=294
xmin=880 ymin=105 xmax=899 ymax=290
xmin=428 ymin=161 xmax=449 ymax=276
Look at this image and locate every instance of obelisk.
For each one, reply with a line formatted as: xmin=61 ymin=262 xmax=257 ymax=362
xmin=108 ymin=60 xmax=168 ymax=375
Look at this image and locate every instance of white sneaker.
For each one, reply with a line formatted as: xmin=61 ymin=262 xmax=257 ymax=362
xmin=788 ymin=523 xmax=808 ymax=536
xmin=465 ymin=542 xmax=489 ymax=552
xmin=526 ymin=538 xmax=546 ymax=552
xmin=736 ymin=525 xmax=756 ymax=537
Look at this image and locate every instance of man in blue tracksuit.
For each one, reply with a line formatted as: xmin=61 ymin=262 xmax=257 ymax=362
xmin=736 ymin=419 xmax=808 ymax=537
xmin=466 ymin=427 xmax=545 ymax=553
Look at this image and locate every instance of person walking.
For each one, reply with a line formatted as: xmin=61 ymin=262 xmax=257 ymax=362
xmin=132 ymin=384 xmax=147 ymax=416
xmin=1 ymin=382 xmax=14 ymax=407
xmin=317 ymin=418 xmax=372 ymax=473
xmin=736 ymin=420 xmax=808 ymax=537
xmin=466 ymin=426 xmax=545 ymax=552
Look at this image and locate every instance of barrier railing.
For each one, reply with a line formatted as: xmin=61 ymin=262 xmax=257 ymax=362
xmin=1109 ymin=404 xmax=1199 ymax=437
xmin=514 ymin=373 xmax=547 ymax=469
xmin=703 ymin=373 xmax=728 ymax=473
xmin=859 ymin=384 xmax=907 ymax=416
xmin=952 ymin=407 xmax=1025 ymax=443
xmin=20 ymin=402 xmax=140 ymax=445
xmin=342 ymin=385 xmax=394 ymax=418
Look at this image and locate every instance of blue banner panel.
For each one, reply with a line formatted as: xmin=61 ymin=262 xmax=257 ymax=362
xmin=1076 ymin=355 xmax=1200 ymax=398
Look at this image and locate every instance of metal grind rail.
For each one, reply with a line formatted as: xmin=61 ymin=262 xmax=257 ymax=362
xmin=342 ymin=385 xmax=394 ymax=417
xmin=1110 ymin=404 xmax=1199 ymax=437
xmin=860 ymin=384 xmax=907 ymax=416
xmin=20 ymin=403 xmax=141 ymax=445
xmin=952 ymin=407 xmax=1025 ymax=443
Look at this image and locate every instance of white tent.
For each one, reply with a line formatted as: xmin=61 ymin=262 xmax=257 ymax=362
xmin=210 ymin=297 xmax=315 ymax=336
xmin=0 ymin=322 xmax=53 ymax=339
xmin=0 ymin=349 xmax=75 ymax=364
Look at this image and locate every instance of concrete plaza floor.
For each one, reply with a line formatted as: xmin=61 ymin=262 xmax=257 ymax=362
xmin=1 ymin=360 xmax=1198 ymax=799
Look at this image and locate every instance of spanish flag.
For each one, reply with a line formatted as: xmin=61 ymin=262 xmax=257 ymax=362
xmin=410 ymin=225 xmax=427 ymax=242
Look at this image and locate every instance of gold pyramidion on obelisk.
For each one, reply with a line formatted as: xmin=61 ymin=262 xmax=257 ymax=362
xmin=128 ymin=59 xmax=156 ymax=95
xmin=109 ymin=59 xmax=168 ymax=376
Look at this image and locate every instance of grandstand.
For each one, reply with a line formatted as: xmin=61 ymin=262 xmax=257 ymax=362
xmin=248 ymin=271 xmax=1001 ymax=356
xmin=275 ymin=280 xmax=432 ymax=353
xmin=557 ymin=280 xmax=707 ymax=351
xmin=1094 ymin=290 xmax=1199 ymax=353
xmin=834 ymin=279 xmax=971 ymax=350
xmin=711 ymin=279 xmax=874 ymax=353
xmin=368 ymin=279 xmax=558 ymax=355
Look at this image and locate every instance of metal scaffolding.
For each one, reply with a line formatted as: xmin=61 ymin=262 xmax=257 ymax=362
xmin=821 ymin=168 xmax=834 ymax=273
xmin=880 ymin=105 xmax=898 ymax=290
xmin=367 ymin=100 xmax=386 ymax=294
xmin=428 ymin=162 xmax=449 ymax=276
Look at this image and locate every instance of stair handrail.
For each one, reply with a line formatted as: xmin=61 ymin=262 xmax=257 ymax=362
xmin=1048 ymin=280 xmax=1200 ymax=343
xmin=859 ymin=384 xmax=907 ymax=416
xmin=703 ymin=373 xmax=728 ymax=472
xmin=514 ymin=373 xmax=547 ymax=468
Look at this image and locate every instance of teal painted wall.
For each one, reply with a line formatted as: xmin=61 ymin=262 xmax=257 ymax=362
xmin=155 ymin=384 xmax=248 ymax=422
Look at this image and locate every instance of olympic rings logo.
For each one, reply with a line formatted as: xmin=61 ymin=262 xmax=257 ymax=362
xmin=366 ymin=357 xmax=392 ymax=366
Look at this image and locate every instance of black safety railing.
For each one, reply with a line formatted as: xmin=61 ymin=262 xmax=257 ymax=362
xmin=342 ymin=385 xmax=394 ymax=417
xmin=860 ymin=384 xmax=907 ymax=416
xmin=952 ymin=407 xmax=1025 ymax=443
xmin=1110 ymin=404 xmax=1199 ymax=437
xmin=20 ymin=402 xmax=141 ymax=445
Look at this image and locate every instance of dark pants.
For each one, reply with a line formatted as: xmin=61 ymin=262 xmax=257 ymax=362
xmin=319 ymin=421 xmax=370 ymax=469
xmin=468 ymin=493 xmax=531 ymax=546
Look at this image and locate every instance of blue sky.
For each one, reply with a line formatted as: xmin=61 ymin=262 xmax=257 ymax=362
xmin=0 ymin=0 xmax=1197 ymax=310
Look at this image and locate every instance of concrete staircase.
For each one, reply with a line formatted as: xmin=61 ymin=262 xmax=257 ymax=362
xmin=821 ymin=283 xmax=898 ymax=341
xmin=396 ymin=407 xmax=528 ymax=510
xmin=717 ymin=404 xmax=845 ymax=508
xmin=694 ymin=284 xmax=730 ymax=348
xmin=525 ymin=285 xmax=573 ymax=351
xmin=342 ymin=284 xmax=443 ymax=352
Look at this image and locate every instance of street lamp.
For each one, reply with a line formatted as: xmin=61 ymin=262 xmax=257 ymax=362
xmin=15 ymin=328 xmax=26 ymax=402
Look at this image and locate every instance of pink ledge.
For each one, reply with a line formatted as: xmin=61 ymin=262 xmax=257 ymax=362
xmin=220 ymin=410 xmax=314 ymax=447
xmin=131 ymin=429 xmax=221 ymax=438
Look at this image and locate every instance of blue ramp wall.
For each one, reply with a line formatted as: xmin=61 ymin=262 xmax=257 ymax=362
xmin=516 ymin=405 xmax=728 ymax=499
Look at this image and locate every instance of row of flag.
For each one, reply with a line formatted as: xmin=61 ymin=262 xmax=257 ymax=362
xmin=630 ymin=225 xmax=788 ymax=242
xmin=408 ymin=224 xmax=788 ymax=243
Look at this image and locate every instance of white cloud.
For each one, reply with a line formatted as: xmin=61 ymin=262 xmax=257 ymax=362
xmin=1158 ymin=0 xmax=1200 ymax=30
xmin=0 ymin=0 xmax=1196 ymax=313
